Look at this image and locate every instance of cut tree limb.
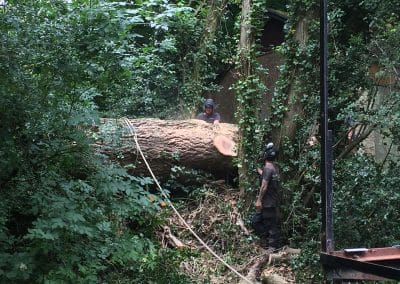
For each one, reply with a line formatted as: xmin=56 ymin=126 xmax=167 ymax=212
xmin=93 ymin=118 xmax=238 ymax=178
xmin=240 ymin=247 xmax=300 ymax=284
xmin=162 ymin=226 xmax=185 ymax=250
xmin=241 ymin=253 xmax=270 ymax=284
xmin=261 ymin=273 xmax=288 ymax=284
xmin=230 ymin=200 xmax=250 ymax=236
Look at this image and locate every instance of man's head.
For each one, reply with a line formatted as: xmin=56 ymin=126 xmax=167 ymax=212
xmin=204 ymin=98 xmax=215 ymax=115
xmin=263 ymin=142 xmax=278 ymax=161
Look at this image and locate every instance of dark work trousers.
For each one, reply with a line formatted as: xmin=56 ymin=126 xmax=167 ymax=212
xmin=261 ymin=207 xmax=281 ymax=248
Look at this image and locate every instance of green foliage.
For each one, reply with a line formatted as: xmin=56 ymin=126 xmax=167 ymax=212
xmin=165 ymin=166 xmax=215 ymax=196
xmin=232 ymin=74 xmax=268 ymax=185
xmin=290 ymin=239 xmax=324 ymax=283
xmin=61 ymin=0 xmax=237 ymax=118
xmin=268 ymin=0 xmax=400 ymax=280
xmin=2 ymin=0 xmax=400 ymax=282
xmin=232 ymin=0 xmax=271 ymax=191
xmin=172 ymin=185 xmax=258 ymax=282
xmin=0 ymin=0 xmax=229 ymax=120
xmin=103 ymin=237 xmax=193 ymax=284
xmin=334 ymin=154 xmax=400 ymax=248
xmin=0 ymin=1 xmax=192 ymax=283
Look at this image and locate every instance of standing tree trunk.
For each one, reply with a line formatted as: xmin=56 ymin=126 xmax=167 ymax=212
xmin=181 ymin=0 xmax=228 ymax=117
xmin=271 ymin=16 xmax=311 ymax=148
xmin=236 ymin=0 xmax=252 ymax=193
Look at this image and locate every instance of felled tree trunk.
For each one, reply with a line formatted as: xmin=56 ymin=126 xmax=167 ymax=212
xmin=93 ymin=118 xmax=238 ymax=178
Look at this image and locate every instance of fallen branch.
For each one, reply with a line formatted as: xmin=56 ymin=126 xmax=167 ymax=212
xmin=267 ymin=247 xmax=301 ymax=265
xmin=162 ymin=226 xmax=185 ymax=250
xmin=240 ymin=252 xmax=270 ymax=284
xmin=337 ymin=125 xmax=374 ymax=160
xmin=261 ymin=273 xmax=288 ymax=284
xmin=240 ymin=247 xmax=301 ymax=284
xmin=230 ymin=200 xmax=250 ymax=236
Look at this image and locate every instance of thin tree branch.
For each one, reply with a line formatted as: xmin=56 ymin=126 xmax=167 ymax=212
xmin=336 ymin=125 xmax=375 ymax=160
xmin=378 ymin=140 xmax=393 ymax=173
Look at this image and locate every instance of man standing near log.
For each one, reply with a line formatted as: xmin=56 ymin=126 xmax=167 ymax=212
xmin=255 ymin=143 xmax=281 ymax=251
xmin=196 ymin=98 xmax=221 ymax=124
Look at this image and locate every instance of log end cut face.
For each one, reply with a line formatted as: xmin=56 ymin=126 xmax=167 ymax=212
xmin=213 ymin=135 xmax=237 ymax=157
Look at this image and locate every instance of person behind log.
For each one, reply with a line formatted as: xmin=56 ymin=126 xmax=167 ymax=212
xmin=255 ymin=142 xmax=281 ymax=251
xmin=196 ymin=98 xmax=220 ymax=124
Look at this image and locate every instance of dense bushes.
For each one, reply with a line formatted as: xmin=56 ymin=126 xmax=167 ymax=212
xmin=0 ymin=1 xmax=194 ymax=282
xmin=271 ymin=0 xmax=400 ymax=281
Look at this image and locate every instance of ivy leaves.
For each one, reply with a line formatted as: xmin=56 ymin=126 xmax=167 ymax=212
xmin=272 ymin=0 xmax=400 ymax=281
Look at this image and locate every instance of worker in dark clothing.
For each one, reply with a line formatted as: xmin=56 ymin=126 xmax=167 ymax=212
xmin=196 ymin=98 xmax=220 ymax=124
xmin=255 ymin=142 xmax=281 ymax=251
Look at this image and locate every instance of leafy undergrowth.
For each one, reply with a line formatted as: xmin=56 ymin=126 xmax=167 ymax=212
xmin=159 ymin=181 xmax=296 ymax=283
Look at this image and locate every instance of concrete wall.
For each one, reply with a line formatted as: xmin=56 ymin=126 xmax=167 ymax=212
xmin=208 ymin=11 xmax=287 ymax=123
xmin=210 ymin=52 xmax=283 ymax=123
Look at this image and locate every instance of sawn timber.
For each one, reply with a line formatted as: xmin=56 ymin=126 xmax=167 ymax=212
xmin=93 ymin=118 xmax=239 ymax=179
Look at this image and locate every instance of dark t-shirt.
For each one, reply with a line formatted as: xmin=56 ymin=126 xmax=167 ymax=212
xmin=261 ymin=164 xmax=279 ymax=208
xmin=196 ymin=112 xmax=221 ymax=123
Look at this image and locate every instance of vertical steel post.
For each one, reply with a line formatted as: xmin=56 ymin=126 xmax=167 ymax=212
xmin=320 ymin=0 xmax=334 ymax=253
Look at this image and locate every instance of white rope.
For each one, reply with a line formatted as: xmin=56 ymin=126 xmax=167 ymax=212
xmin=122 ymin=118 xmax=253 ymax=284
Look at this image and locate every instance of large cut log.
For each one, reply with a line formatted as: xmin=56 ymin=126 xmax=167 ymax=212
xmin=93 ymin=118 xmax=239 ymax=178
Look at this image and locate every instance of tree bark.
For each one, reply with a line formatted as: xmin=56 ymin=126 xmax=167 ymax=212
xmin=93 ymin=118 xmax=238 ymax=178
xmin=236 ymin=0 xmax=252 ymax=193
xmin=271 ymin=16 xmax=311 ymax=148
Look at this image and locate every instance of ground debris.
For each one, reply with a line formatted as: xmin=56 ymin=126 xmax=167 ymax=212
xmin=164 ymin=183 xmax=297 ymax=283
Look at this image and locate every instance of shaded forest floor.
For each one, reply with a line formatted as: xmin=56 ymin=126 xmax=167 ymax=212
xmin=158 ymin=180 xmax=297 ymax=283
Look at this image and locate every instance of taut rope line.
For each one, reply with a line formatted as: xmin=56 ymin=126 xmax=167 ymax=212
xmin=122 ymin=118 xmax=253 ymax=284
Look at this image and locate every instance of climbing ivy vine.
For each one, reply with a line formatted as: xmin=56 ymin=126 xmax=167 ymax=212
xmin=232 ymin=0 xmax=271 ymax=193
xmin=268 ymin=0 xmax=400 ymax=281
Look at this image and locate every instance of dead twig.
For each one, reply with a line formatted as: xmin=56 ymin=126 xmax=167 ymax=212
xmin=161 ymin=226 xmax=186 ymax=249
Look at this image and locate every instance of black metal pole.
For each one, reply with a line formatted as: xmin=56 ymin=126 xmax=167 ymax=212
xmin=320 ymin=0 xmax=334 ymax=253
